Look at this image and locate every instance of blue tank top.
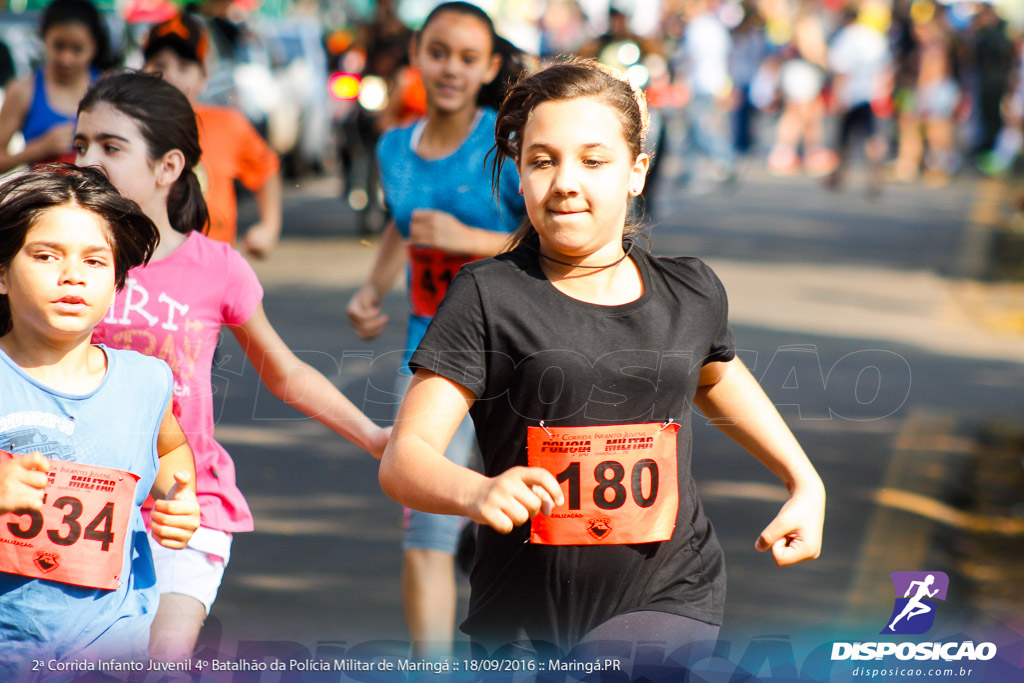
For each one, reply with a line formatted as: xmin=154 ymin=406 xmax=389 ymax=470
xmin=0 ymin=345 xmax=171 ymax=673
xmin=22 ymin=68 xmax=98 ymax=144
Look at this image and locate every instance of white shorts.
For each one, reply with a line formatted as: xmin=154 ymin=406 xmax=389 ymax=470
xmin=148 ymin=526 xmax=232 ymax=614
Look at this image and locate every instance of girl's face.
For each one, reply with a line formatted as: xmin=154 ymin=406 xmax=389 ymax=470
xmin=0 ymin=205 xmax=116 ymax=342
xmin=414 ymin=11 xmax=501 ymax=116
xmin=518 ymin=96 xmax=648 ymax=258
xmin=75 ymin=103 xmax=162 ymax=212
xmin=44 ymin=22 xmax=97 ymax=81
xmin=144 ymin=48 xmax=207 ymax=103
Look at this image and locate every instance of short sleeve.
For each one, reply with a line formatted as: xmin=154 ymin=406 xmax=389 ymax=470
xmin=221 ymin=246 xmax=264 ymax=325
xmin=408 ymin=268 xmax=488 ymax=397
xmin=235 ymin=114 xmax=280 ymax=191
xmin=702 ymin=262 xmax=736 ymax=366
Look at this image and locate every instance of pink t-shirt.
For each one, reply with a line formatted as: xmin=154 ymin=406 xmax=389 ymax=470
xmin=93 ymin=231 xmax=263 ymax=532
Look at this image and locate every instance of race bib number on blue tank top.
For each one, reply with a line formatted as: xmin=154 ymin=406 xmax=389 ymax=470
xmin=0 ymin=451 xmax=138 ymax=590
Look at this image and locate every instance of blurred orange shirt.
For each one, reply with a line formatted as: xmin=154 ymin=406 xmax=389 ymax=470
xmin=195 ymin=104 xmax=280 ymax=244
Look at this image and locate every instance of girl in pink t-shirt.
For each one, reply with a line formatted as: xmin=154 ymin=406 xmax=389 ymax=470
xmin=73 ymin=72 xmax=390 ymax=662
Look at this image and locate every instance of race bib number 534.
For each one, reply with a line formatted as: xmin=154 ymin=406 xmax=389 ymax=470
xmin=0 ymin=451 xmax=138 ymax=590
xmin=527 ymin=423 xmax=680 ymax=545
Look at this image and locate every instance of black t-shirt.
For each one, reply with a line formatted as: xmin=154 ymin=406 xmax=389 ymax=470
xmin=410 ymin=235 xmax=735 ymax=650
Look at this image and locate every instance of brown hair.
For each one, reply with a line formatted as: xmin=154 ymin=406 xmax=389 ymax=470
xmin=0 ymin=164 xmax=159 ymax=335
xmin=491 ymin=58 xmax=649 ymax=246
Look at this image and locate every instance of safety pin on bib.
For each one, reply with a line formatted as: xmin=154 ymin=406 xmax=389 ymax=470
xmin=660 ymin=418 xmax=675 ymax=431
xmin=538 ymin=420 xmax=553 ymax=436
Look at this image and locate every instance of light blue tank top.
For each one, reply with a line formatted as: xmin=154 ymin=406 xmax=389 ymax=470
xmin=0 ymin=345 xmax=171 ymax=672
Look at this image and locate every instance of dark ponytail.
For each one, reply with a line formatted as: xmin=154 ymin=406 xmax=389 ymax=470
xmin=79 ymin=72 xmax=208 ymax=235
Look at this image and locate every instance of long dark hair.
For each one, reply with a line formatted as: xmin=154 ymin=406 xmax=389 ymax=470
xmin=0 ymin=164 xmax=159 ymax=336
xmin=41 ymin=0 xmax=115 ymax=71
xmin=492 ymin=58 xmax=649 ymax=246
xmin=79 ymin=72 xmax=208 ymax=235
xmin=418 ymin=1 xmax=525 ymax=111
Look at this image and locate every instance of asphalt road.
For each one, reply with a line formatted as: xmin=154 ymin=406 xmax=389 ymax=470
xmin=194 ymin=163 xmax=1024 ymax=674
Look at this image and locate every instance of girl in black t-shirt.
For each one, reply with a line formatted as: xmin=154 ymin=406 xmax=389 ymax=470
xmin=379 ymin=58 xmax=826 ymax=674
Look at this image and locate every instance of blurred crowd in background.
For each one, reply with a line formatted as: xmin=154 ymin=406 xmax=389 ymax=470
xmin=2 ymin=0 xmax=1023 ymax=214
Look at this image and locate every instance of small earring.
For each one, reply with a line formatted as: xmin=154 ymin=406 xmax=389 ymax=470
xmin=518 ymin=188 xmax=524 ymax=195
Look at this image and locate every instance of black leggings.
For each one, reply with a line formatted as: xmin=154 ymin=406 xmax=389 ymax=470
xmin=562 ymin=611 xmax=720 ymax=682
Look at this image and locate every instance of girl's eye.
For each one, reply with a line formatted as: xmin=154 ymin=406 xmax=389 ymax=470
xmin=462 ymin=55 xmax=478 ymax=66
xmin=73 ymin=143 xmax=85 ymax=155
xmin=532 ymin=158 xmax=553 ymax=169
xmin=103 ymin=145 xmax=120 ymax=154
xmin=428 ymin=48 xmax=445 ymax=60
xmin=33 ymin=253 xmax=56 ymax=262
xmin=85 ymin=258 xmax=109 ymax=267
xmin=583 ymin=159 xmax=605 ymax=168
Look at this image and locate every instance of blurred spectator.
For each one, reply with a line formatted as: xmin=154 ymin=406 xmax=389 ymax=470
xmin=675 ymin=0 xmax=735 ymax=182
xmin=730 ymin=3 xmax=768 ymax=156
xmin=0 ymin=0 xmax=112 ymax=173
xmin=978 ymin=33 xmax=1022 ymax=177
xmin=893 ymin=1 xmax=961 ymax=185
xmin=825 ymin=1 xmax=892 ymax=195
xmin=539 ymin=0 xmax=588 ymax=58
xmin=767 ymin=0 xmax=834 ymax=177
xmin=970 ymin=1 xmax=1014 ymax=155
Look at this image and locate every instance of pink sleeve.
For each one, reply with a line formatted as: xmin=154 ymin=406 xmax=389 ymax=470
xmin=221 ymin=245 xmax=264 ymax=326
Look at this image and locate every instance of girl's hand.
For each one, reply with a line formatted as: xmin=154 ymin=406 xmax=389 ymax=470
xmin=150 ymin=471 xmax=201 ymax=549
xmin=755 ymin=484 xmax=825 ymax=567
xmin=346 ymin=284 xmax=389 ymax=339
xmin=0 ymin=453 xmax=49 ymax=514
xmin=409 ymin=209 xmax=469 ymax=253
xmin=468 ymin=467 xmax=565 ymax=534
xmin=242 ymin=222 xmax=280 ymax=260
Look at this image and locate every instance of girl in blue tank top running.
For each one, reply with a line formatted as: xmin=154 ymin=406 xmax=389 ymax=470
xmin=0 ymin=0 xmax=111 ymax=173
xmin=0 ymin=165 xmax=200 ymax=676
xmin=345 ymin=1 xmax=526 ymax=659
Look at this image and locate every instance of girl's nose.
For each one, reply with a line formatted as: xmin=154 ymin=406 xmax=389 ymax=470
xmin=551 ymin=164 xmax=580 ymax=196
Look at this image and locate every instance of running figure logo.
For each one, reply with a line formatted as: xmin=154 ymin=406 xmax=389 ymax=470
xmin=882 ymin=571 xmax=949 ymax=635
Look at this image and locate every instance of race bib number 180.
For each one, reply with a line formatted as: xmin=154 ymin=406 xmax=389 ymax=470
xmin=0 ymin=451 xmax=138 ymax=590
xmin=527 ymin=422 xmax=680 ymax=545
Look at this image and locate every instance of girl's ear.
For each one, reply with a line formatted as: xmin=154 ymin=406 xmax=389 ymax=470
xmin=483 ymin=52 xmax=502 ymax=86
xmin=628 ymin=153 xmax=651 ymax=197
xmin=0 ymin=266 xmax=7 ymax=296
xmin=155 ymin=149 xmax=186 ymax=189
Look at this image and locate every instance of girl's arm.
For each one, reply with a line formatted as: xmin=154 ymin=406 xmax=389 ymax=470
xmin=230 ymin=304 xmax=390 ymax=458
xmin=409 ymin=209 xmax=510 ymax=257
xmin=149 ymin=401 xmax=201 ymax=549
xmin=242 ymin=171 xmax=284 ymax=259
xmin=694 ymin=357 xmax=825 ymax=567
xmin=346 ymin=220 xmax=407 ymax=339
xmin=0 ymin=79 xmax=74 ymax=173
xmin=379 ymin=369 xmax=562 ymax=533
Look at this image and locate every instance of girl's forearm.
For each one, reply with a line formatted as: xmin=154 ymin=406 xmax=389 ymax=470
xmin=379 ymin=432 xmax=486 ymax=515
xmin=365 ymin=221 xmax=407 ymax=296
xmin=694 ymin=359 xmax=823 ymax=492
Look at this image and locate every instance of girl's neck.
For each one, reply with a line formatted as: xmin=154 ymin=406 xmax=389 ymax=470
xmin=416 ymin=106 xmax=481 ymax=159
xmin=148 ymin=206 xmax=188 ymax=261
xmin=0 ymin=329 xmax=106 ymax=394
xmin=45 ymin=62 xmax=91 ymax=89
xmin=538 ymin=238 xmax=644 ymax=306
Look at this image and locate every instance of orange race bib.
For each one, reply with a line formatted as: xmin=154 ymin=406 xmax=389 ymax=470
xmin=0 ymin=451 xmax=139 ymax=590
xmin=408 ymin=246 xmax=477 ymax=318
xmin=528 ymin=422 xmax=680 ymax=546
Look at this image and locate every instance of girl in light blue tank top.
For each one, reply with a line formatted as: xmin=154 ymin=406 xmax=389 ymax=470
xmin=0 ymin=166 xmax=201 ymax=676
